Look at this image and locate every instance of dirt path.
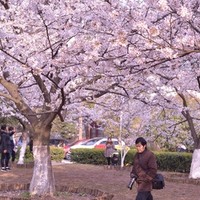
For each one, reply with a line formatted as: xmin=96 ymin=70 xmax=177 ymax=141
xmin=0 ymin=162 xmax=199 ymax=200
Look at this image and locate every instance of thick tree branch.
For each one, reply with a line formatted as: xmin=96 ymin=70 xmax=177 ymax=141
xmin=0 ymin=77 xmax=37 ymax=123
xmin=0 ymin=0 xmax=9 ymax=9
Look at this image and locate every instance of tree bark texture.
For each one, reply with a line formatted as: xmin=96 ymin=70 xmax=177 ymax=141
xmin=189 ymin=149 xmax=200 ymax=179
xmin=29 ymin=145 xmax=55 ymax=196
xmin=17 ymin=132 xmax=29 ymax=165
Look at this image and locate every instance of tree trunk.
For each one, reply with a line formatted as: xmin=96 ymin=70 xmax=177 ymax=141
xmin=29 ymin=145 xmax=55 ymax=196
xmin=120 ymin=145 xmax=130 ymax=168
xmin=17 ymin=132 xmax=29 ymax=165
xmin=79 ymin=116 xmax=83 ymax=140
xmin=29 ymin=124 xmax=55 ymax=196
xmin=177 ymin=92 xmax=200 ymax=179
xmin=189 ymin=149 xmax=200 ymax=179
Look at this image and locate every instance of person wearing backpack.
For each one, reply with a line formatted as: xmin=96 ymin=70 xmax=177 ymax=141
xmin=130 ymin=137 xmax=157 ymax=200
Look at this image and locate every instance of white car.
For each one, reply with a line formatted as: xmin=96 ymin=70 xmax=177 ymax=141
xmin=70 ymin=137 xmax=125 ymax=150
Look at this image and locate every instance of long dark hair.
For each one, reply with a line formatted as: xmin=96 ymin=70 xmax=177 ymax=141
xmin=1 ymin=124 xmax=7 ymax=131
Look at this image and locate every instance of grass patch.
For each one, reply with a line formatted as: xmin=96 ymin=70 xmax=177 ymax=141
xmin=20 ymin=191 xmax=31 ymax=199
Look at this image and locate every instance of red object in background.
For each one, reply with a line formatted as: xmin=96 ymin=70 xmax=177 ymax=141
xmin=94 ymin=144 xmax=106 ymax=149
xmin=94 ymin=139 xmax=125 ymax=150
xmin=63 ymin=139 xmax=88 ymax=153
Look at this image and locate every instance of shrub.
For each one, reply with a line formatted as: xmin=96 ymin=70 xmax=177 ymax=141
xmin=71 ymin=148 xmax=192 ymax=173
xmin=71 ymin=148 xmax=106 ymax=165
xmin=16 ymin=146 xmax=65 ymax=163
xmin=50 ymin=146 xmax=65 ymax=162
xmin=155 ymin=151 xmax=192 ymax=173
xmin=17 ymin=146 xmax=192 ymax=173
xmin=15 ymin=146 xmax=34 ymax=163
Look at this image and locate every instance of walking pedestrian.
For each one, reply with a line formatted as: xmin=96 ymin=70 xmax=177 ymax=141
xmin=130 ymin=137 xmax=157 ymax=200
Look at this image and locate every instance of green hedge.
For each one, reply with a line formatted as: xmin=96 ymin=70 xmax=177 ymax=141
xmin=15 ymin=147 xmax=34 ymax=163
xmin=71 ymin=148 xmax=192 ymax=173
xmin=154 ymin=151 xmax=192 ymax=173
xmin=16 ymin=146 xmax=65 ymax=162
xmin=50 ymin=146 xmax=65 ymax=162
xmin=71 ymin=148 xmax=106 ymax=165
xmin=20 ymin=146 xmax=192 ymax=173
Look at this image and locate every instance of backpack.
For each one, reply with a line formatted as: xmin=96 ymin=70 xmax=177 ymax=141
xmin=152 ymin=173 xmax=165 ymax=189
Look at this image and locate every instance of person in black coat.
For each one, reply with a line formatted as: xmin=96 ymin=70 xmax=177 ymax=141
xmin=8 ymin=126 xmax=16 ymax=163
xmin=0 ymin=124 xmax=11 ymax=171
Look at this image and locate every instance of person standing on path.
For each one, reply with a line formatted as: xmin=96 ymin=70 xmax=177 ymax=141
xmin=8 ymin=126 xmax=16 ymax=163
xmin=130 ymin=137 xmax=157 ymax=200
xmin=104 ymin=137 xmax=115 ymax=168
xmin=0 ymin=124 xmax=11 ymax=171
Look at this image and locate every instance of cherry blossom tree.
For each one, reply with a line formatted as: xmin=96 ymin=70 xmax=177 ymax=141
xmin=0 ymin=0 xmax=141 ymax=197
xmin=129 ymin=0 xmax=200 ymax=179
xmin=0 ymin=0 xmax=200 ymax=197
xmin=80 ymin=0 xmax=200 ymax=178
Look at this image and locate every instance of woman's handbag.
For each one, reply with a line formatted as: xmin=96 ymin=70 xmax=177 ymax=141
xmin=137 ymin=154 xmax=165 ymax=190
xmin=152 ymin=173 xmax=165 ymax=189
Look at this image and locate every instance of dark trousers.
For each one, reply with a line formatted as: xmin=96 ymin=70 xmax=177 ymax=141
xmin=11 ymin=150 xmax=16 ymax=162
xmin=1 ymin=152 xmax=10 ymax=168
xmin=106 ymin=157 xmax=111 ymax=165
xmin=136 ymin=191 xmax=153 ymax=200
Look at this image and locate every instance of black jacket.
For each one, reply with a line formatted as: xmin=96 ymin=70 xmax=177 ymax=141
xmin=0 ymin=131 xmax=11 ymax=153
xmin=9 ymin=131 xmax=15 ymax=150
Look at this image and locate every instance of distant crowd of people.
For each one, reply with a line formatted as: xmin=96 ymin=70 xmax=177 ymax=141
xmin=0 ymin=124 xmax=17 ymax=172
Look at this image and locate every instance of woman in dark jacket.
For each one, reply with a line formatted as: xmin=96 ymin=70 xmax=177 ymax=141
xmin=130 ymin=137 xmax=157 ymax=200
xmin=8 ymin=126 xmax=16 ymax=162
xmin=0 ymin=124 xmax=11 ymax=171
